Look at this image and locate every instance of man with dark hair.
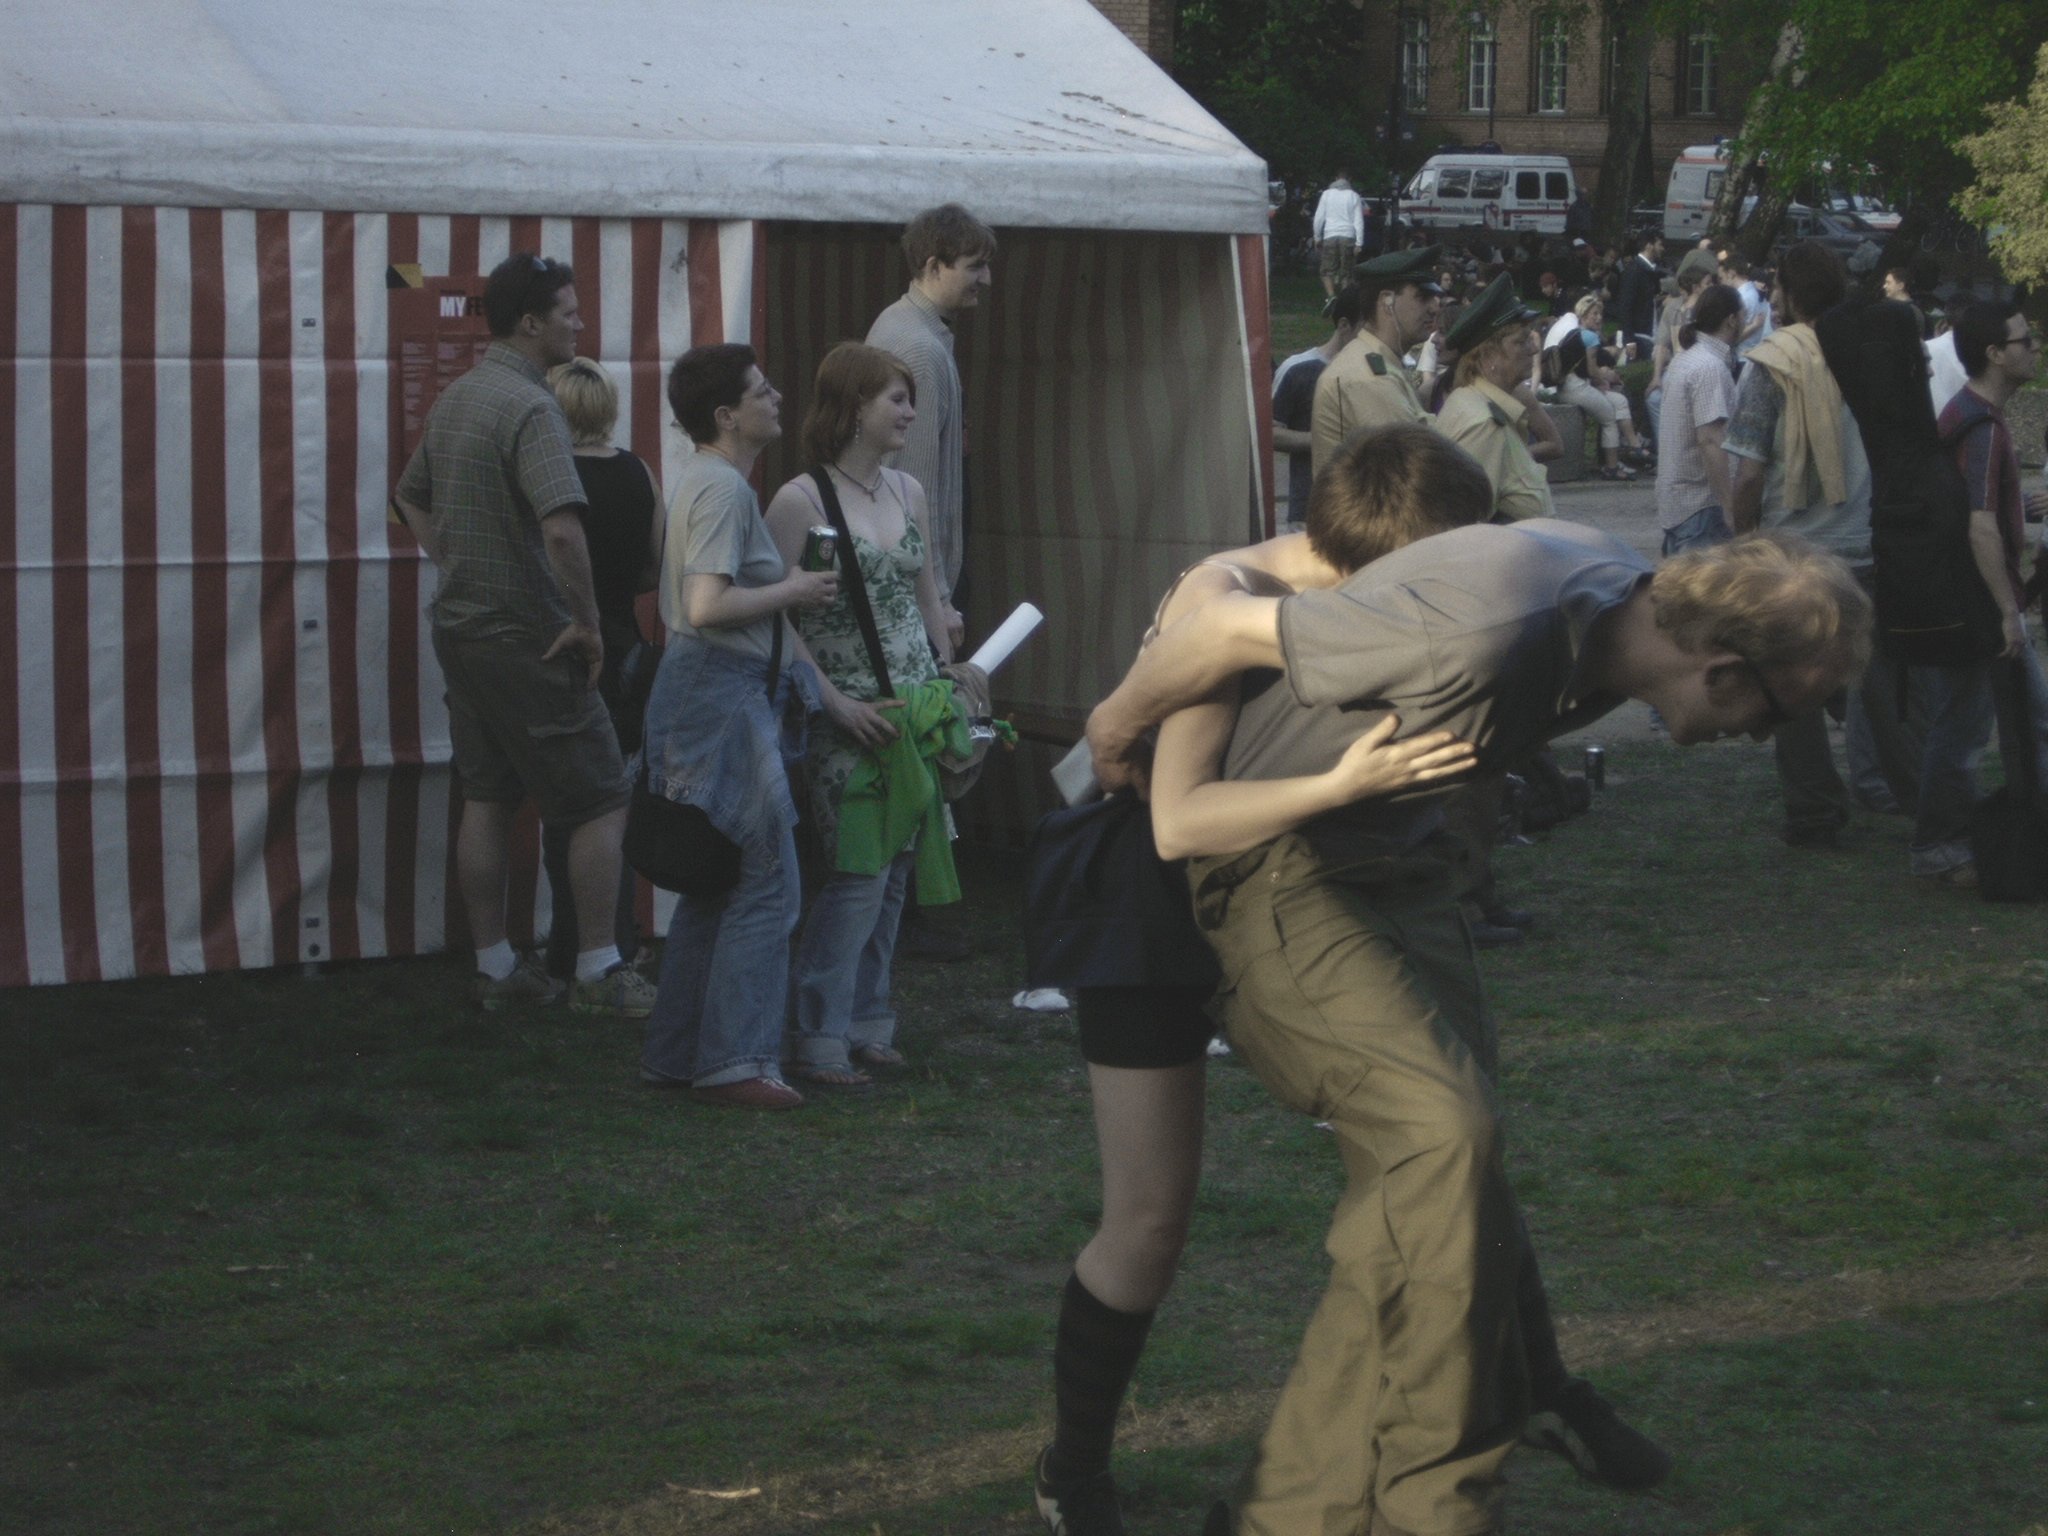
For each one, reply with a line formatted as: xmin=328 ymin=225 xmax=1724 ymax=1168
xmin=1718 ymin=249 xmax=1771 ymax=366
xmin=394 ymin=252 xmax=655 ymax=1016
xmin=1725 ymin=241 xmax=1911 ymax=847
xmin=865 ymin=203 xmax=991 ymax=635
xmin=1307 ymin=246 xmax=1444 ymax=480
xmin=1656 ymin=282 xmax=1745 ymax=554
xmin=1088 ymin=525 xmax=1868 ymax=1536
xmin=1615 ymin=230 xmax=1666 ymax=358
xmin=1926 ymin=299 xmax=2048 ymax=881
xmin=1272 ymin=283 xmax=1363 ymax=529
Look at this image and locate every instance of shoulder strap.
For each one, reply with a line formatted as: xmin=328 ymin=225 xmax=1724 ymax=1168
xmin=807 ymin=468 xmax=893 ymax=699
xmin=766 ymin=607 xmax=783 ymax=699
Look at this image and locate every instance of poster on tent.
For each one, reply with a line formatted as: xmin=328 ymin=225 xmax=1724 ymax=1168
xmin=388 ymin=267 xmax=492 ymax=475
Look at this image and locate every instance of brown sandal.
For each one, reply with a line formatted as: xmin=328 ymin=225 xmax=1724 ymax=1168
xmin=849 ymin=1043 xmax=907 ymax=1070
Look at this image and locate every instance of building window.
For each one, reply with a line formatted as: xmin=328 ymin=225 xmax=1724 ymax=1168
xmin=1534 ymin=15 xmax=1568 ymax=114
xmin=1465 ymin=17 xmax=1497 ymax=115
xmin=1683 ymin=26 xmax=1719 ymax=116
xmin=1400 ymin=15 xmax=1431 ymax=112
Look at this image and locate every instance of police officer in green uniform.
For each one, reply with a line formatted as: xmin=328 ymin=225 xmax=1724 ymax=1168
xmin=1309 ymin=246 xmax=1444 ymax=481
xmin=1436 ymin=274 xmax=1559 ymax=522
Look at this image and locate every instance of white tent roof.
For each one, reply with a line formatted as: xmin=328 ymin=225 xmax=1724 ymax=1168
xmin=0 ymin=0 xmax=1269 ymax=233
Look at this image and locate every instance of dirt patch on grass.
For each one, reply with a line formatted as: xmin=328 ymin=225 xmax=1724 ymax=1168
xmin=532 ymin=1235 xmax=2045 ymax=1533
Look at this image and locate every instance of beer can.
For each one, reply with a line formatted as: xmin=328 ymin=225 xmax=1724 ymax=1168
xmin=800 ymin=525 xmax=838 ymax=572
xmin=1583 ymin=744 xmax=1605 ymax=790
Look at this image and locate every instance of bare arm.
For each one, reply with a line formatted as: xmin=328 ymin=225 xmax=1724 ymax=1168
xmin=1966 ymin=506 xmax=2026 ymax=656
xmin=1141 ymin=568 xmax=1474 ymax=857
xmin=539 ymin=506 xmax=603 ymax=684
xmin=760 ymin=481 xmax=900 ymax=746
xmin=1271 ymin=424 xmax=1314 ymax=454
xmin=1085 ymin=590 xmax=1284 ymax=793
xmin=1696 ymin=418 xmax=1733 ymax=511
xmin=1518 ymin=385 xmax=1565 ymax=464
xmin=393 ymin=494 xmax=440 ymax=564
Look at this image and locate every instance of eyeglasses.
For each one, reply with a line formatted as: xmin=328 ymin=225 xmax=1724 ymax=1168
xmin=2003 ymin=330 xmax=2041 ymax=351
xmin=1740 ymin=656 xmax=1797 ymax=730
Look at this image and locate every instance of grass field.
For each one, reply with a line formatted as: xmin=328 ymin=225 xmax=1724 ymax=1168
xmin=5 ymin=735 xmax=2045 ymax=1536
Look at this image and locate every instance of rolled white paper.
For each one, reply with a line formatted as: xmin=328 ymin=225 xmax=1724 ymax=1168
xmin=965 ymin=601 xmax=1044 ymax=677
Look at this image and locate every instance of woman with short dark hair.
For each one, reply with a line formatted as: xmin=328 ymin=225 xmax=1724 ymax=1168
xmin=636 ymin=344 xmax=839 ymax=1111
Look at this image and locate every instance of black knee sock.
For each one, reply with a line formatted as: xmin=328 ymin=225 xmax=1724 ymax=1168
xmin=1046 ymin=1270 xmax=1155 ymax=1485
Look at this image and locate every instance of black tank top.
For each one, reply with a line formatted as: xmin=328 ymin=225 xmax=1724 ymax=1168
xmin=572 ymin=449 xmax=658 ymax=671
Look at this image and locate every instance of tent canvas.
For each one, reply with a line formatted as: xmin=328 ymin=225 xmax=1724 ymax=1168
xmin=0 ymin=0 xmax=1273 ymax=986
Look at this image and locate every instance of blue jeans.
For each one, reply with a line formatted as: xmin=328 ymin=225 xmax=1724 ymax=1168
xmin=1660 ymin=504 xmax=1731 ymax=556
xmin=1908 ymin=664 xmax=1995 ymax=875
xmin=788 ymin=851 xmax=914 ymax=1068
xmin=640 ymin=818 xmax=801 ymax=1088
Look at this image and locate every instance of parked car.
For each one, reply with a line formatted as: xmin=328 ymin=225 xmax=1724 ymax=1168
xmin=1771 ymin=204 xmax=1883 ymax=267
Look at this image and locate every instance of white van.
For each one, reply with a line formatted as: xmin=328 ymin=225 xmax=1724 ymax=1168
xmin=1399 ymin=153 xmax=1576 ymax=235
xmin=1661 ymin=143 xmax=1728 ymax=244
xmin=1663 ymin=142 xmax=1901 ymax=248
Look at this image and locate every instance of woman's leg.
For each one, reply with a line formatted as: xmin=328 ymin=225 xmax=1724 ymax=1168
xmin=1564 ymin=376 xmax=1622 ymax=467
xmin=689 ymin=821 xmax=802 ymax=1088
xmin=640 ymin=887 xmax=714 ymax=1084
xmin=1042 ymin=1058 xmax=1206 ymax=1499
xmin=790 ymin=865 xmax=894 ymax=1076
xmin=847 ymin=851 xmax=916 ymax=1062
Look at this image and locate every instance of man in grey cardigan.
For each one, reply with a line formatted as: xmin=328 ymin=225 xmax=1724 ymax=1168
xmin=866 ymin=203 xmax=992 ymax=645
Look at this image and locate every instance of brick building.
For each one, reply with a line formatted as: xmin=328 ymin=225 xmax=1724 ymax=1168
xmin=1357 ymin=3 xmax=1751 ymax=202
xmin=1088 ymin=0 xmax=1175 ymax=66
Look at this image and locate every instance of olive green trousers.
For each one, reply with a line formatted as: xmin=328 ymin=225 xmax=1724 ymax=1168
xmin=1191 ymin=835 xmax=1532 ymax=1536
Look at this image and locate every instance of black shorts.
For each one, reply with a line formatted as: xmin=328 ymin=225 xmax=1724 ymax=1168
xmin=1075 ymin=985 xmax=1216 ymax=1070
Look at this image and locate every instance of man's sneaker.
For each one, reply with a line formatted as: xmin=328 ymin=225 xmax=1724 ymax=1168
xmin=569 ymin=963 xmax=658 ymax=1019
xmin=1034 ymin=1447 xmax=1125 ymax=1535
xmin=475 ymin=955 xmax=565 ymax=1011
xmin=1522 ymin=1379 xmax=1672 ymax=1490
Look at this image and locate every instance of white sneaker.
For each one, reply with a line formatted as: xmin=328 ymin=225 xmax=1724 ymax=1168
xmin=570 ymin=963 xmax=658 ymax=1018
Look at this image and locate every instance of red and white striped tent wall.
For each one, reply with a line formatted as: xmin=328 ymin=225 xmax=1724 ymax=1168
xmin=0 ymin=0 xmax=1272 ymax=987
xmin=0 ymin=209 xmax=749 ymax=985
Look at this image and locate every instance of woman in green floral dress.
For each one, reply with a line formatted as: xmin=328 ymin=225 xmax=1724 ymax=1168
xmin=765 ymin=343 xmax=957 ymax=1087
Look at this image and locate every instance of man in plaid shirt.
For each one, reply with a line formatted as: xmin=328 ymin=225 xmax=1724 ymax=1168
xmin=395 ymin=253 xmax=656 ymax=1018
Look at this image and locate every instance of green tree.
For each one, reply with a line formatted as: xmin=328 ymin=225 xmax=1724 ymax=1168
xmin=1959 ymin=43 xmax=2048 ymax=287
xmin=1174 ymin=0 xmax=1385 ymax=197
xmin=1708 ymin=0 xmax=2048 ymax=258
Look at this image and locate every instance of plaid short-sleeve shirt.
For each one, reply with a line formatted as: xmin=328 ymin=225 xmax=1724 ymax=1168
xmin=396 ymin=342 xmax=587 ymax=642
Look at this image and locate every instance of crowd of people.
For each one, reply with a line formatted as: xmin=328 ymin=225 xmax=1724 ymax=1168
xmin=396 ymin=182 xmax=2039 ymax=1536
xmin=395 ymin=204 xmax=998 ymax=1113
xmin=1042 ymin=216 xmax=2038 ymax=1535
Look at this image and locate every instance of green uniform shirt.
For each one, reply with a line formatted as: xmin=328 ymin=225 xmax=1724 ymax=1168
xmin=1309 ymin=329 xmax=1428 ymax=480
xmin=1436 ymin=379 xmax=1555 ymax=522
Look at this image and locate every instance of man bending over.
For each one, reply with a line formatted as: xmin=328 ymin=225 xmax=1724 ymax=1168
xmin=1088 ymin=523 xmax=1869 ymax=1536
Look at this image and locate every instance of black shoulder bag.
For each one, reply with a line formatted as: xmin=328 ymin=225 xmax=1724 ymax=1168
xmin=809 ymin=468 xmax=894 ymax=700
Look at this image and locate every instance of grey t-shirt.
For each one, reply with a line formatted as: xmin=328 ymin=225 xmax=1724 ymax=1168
xmin=658 ymin=450 xmax=789 ymax=662
xmin=1225 ymin=520 xmax=1649 ymax=868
